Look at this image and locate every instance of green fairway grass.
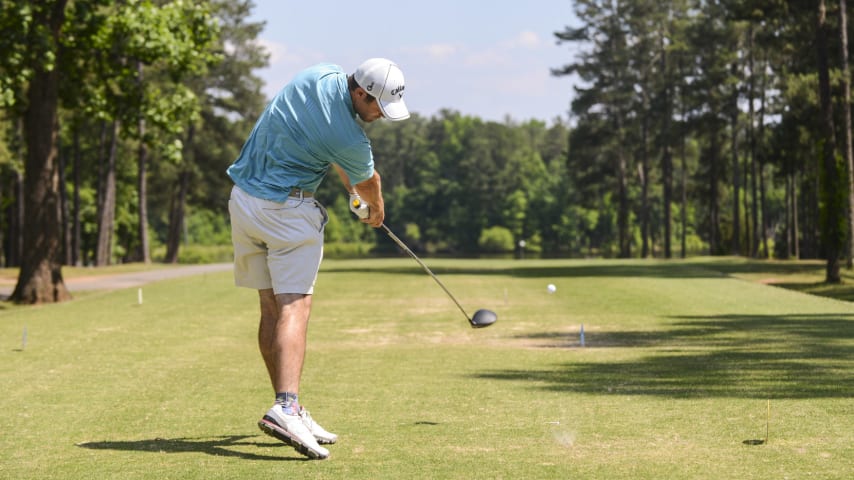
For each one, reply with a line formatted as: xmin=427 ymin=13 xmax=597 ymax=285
xmin=1 ymin=258 xmax=851 ymax=479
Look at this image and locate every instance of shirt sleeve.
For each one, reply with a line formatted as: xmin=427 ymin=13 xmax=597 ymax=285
xmin=332 ymin=141 xmax=375 ymax=186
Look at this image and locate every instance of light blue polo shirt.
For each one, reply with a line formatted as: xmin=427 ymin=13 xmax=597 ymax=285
xmin=227 ymin=63 xmax=374 ymax=202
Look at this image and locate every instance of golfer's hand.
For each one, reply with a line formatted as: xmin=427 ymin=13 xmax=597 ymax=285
xmin=365 ymin=203 xmax=384 ymax=228
xmin=350 ymin=193 xmax=384 ymax=227
xmin=349 ymin=193 xmax=369 ymax=219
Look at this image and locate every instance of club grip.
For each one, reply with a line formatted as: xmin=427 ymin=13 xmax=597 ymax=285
xmin=351 ymin=197 xmax=370 ymax=219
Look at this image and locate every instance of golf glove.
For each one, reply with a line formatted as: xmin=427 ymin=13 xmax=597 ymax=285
xmin=349 ymin=193 xmax=369 ymax=219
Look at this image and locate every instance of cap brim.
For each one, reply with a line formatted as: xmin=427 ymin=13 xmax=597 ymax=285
xmin=380 ymin=99 xmax=410 ymax=121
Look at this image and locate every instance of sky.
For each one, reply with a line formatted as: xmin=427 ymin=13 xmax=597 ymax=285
xmin=247 ymin=0 xmax=580 ymax=123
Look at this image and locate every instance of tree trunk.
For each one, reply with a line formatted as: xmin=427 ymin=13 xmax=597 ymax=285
xmin=617 ymin=146 xmax=630 ymax=258
xmin=134 ymin=61 xmax=151 ymax=264
xmin=10 ymin=0 xmax=71 ymax=304
xmin=817 ymin=0 xmax=843 ymax=283
xmin=165 ymin=169 xmax=190 ymax=263
xmin=743 ymin=142 xmax=751 ymax=254
xmin=135 ymin=120 xmax=151 ymax=264
xmin=5 ymin=118 xmax=24 ymax=268
xmin=758 ymin=51 xmax=770 ymax=259
xmin=640 ymin=96 xmax=650 ymax=258
xmin=840 ymin=0 xmax=854 ymax=268
xmin=659 ymin=30 xmax=673 ymax=259
xmin=0 ymin=178 xmax=3 ymax=267
xmin=679 ymin=56 xmax=688 ymax=259
xmin=730 ymin=61 xmax=741 ymax=256
xmin=748 ymin=25 xmax=760 ymax=258
xmin=793 ymin=171 xmax=800 ymax=259
xmin=4 ymin=161 xmax=24 ymax=268
xmin=95 ymin=119 xmax=119 ymax=266
xmin=71 ymin=124 xmax=82 ymax=266
xmin=58 ymin=133 xmax=70 ymax=265
xmin=165 ymin=123 xmax=196 ymax=263
xmin=612 ymin=109 xmax=631 ymax=258
xmin=662 ymin=122 xmax=673 ymax=259
xmin=680 ymin=131 xmax=687 ymax=259
xmin=785 ymin=172 xmax=794 ymax=260
xmin=709 ymin=132 xmax=722 ymax=255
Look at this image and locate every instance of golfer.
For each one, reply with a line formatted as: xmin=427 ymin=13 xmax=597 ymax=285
xmin=226 ymin=58 xmax=409 ymax=459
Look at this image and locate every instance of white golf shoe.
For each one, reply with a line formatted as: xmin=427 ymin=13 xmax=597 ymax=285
xmin=299 ymin=406 xmax=338 ymax=444
xmin=258 ymin=404 xmax=330 ymax=460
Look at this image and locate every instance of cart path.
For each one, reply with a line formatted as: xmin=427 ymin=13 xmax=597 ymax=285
xmin=0 ymin=263 xmax=233 ymax=299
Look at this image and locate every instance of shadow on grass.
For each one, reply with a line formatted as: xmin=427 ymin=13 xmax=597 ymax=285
xmin=488 ymin=313 xmax=854 ymax=400
xmin=772 ymin=281 xmax=854 ymax=302
xmin=323 ymin=262 xmax=722 ymax=280
xmin=323 ymin=258 xmax=827 ymax=281
xmin=76 ymin=435 xmax=304 ymax=462
xmin=695 ymin=259 xmax=824 ymax=276
xmin=325 ymin=257 xmax=854 ymax=305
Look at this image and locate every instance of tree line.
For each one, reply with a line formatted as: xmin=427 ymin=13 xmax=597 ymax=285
xmin=553 ymin=0 xmax=854 ymax=283
xmin=1 ymin=0 xmax=852 ymax=304
xmin=0 ymin=0 xmax=266 ymax=302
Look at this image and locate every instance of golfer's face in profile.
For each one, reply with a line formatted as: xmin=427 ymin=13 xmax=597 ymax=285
xmin=354 ymin=88 xmax=384 ymax=122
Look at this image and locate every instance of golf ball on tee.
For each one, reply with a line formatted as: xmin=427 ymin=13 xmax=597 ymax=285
xmin=547 ymin=284 xmax=557 ymax=294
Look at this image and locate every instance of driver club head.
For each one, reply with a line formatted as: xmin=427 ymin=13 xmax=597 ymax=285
xmin=469 ymin=309 xmax=497 ymax=328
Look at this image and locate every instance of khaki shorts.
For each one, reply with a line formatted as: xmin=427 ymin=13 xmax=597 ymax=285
xmin=228 ymin=185 xmax=328 ymax=294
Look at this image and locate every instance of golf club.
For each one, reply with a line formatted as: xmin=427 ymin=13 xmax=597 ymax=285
xmin=381 ymin=223 xmax=497 ymax=329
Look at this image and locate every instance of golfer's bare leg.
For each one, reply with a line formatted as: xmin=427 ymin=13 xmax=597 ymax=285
xmin=255 ymin=289 xmax=332 ymax=459
xmin=257 ymin=289 xmax=312 ymax=394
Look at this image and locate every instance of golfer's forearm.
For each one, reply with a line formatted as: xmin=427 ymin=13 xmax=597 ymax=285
xmin=354 ymin=171 xmax=383 ymax=211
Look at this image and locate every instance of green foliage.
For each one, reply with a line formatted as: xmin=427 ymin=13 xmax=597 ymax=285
xmin=322 ymin=241 xmax=375 ymax=258
xmin=818 ymin=148 xmax=849 ymax=255
xmin=323 ymin=208 xmax=344 ymax=243
xmin=85 ymin=0 xmax=221 ymax=134
xmin=3 ymin=0 xmax=854 ymax=270
xmin=548 ymin=0 xmax=851 ymax=261
xmin=151 ymin=243 xmax=232 ymax=263
xmin=478 ymin=225 xmax=515 ymax=253
xmin=183 ymin=207 xmax=231 ymax=246
xmin=404 ymin=222 xmax=421 ymax=242
xmin=320 ymin=191 xmax=375 ymax=244
xmin=502 ymin=190 xmax=528 ymax=239
xmin=0 ymin=1 xmax=38 ymax=108
xmin=0 ymin=115 xmax=14 ymax=168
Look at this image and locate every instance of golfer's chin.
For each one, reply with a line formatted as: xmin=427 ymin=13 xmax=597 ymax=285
xmin=357 ymin=113 xmax=382 ymax=123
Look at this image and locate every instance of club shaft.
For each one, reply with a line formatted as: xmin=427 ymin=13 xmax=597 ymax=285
xmin=381 ymin=224 xmax=471 ymax=321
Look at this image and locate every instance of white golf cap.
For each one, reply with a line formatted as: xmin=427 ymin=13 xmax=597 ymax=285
xmin=354 ymin=58 xmax=410 ymax=121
